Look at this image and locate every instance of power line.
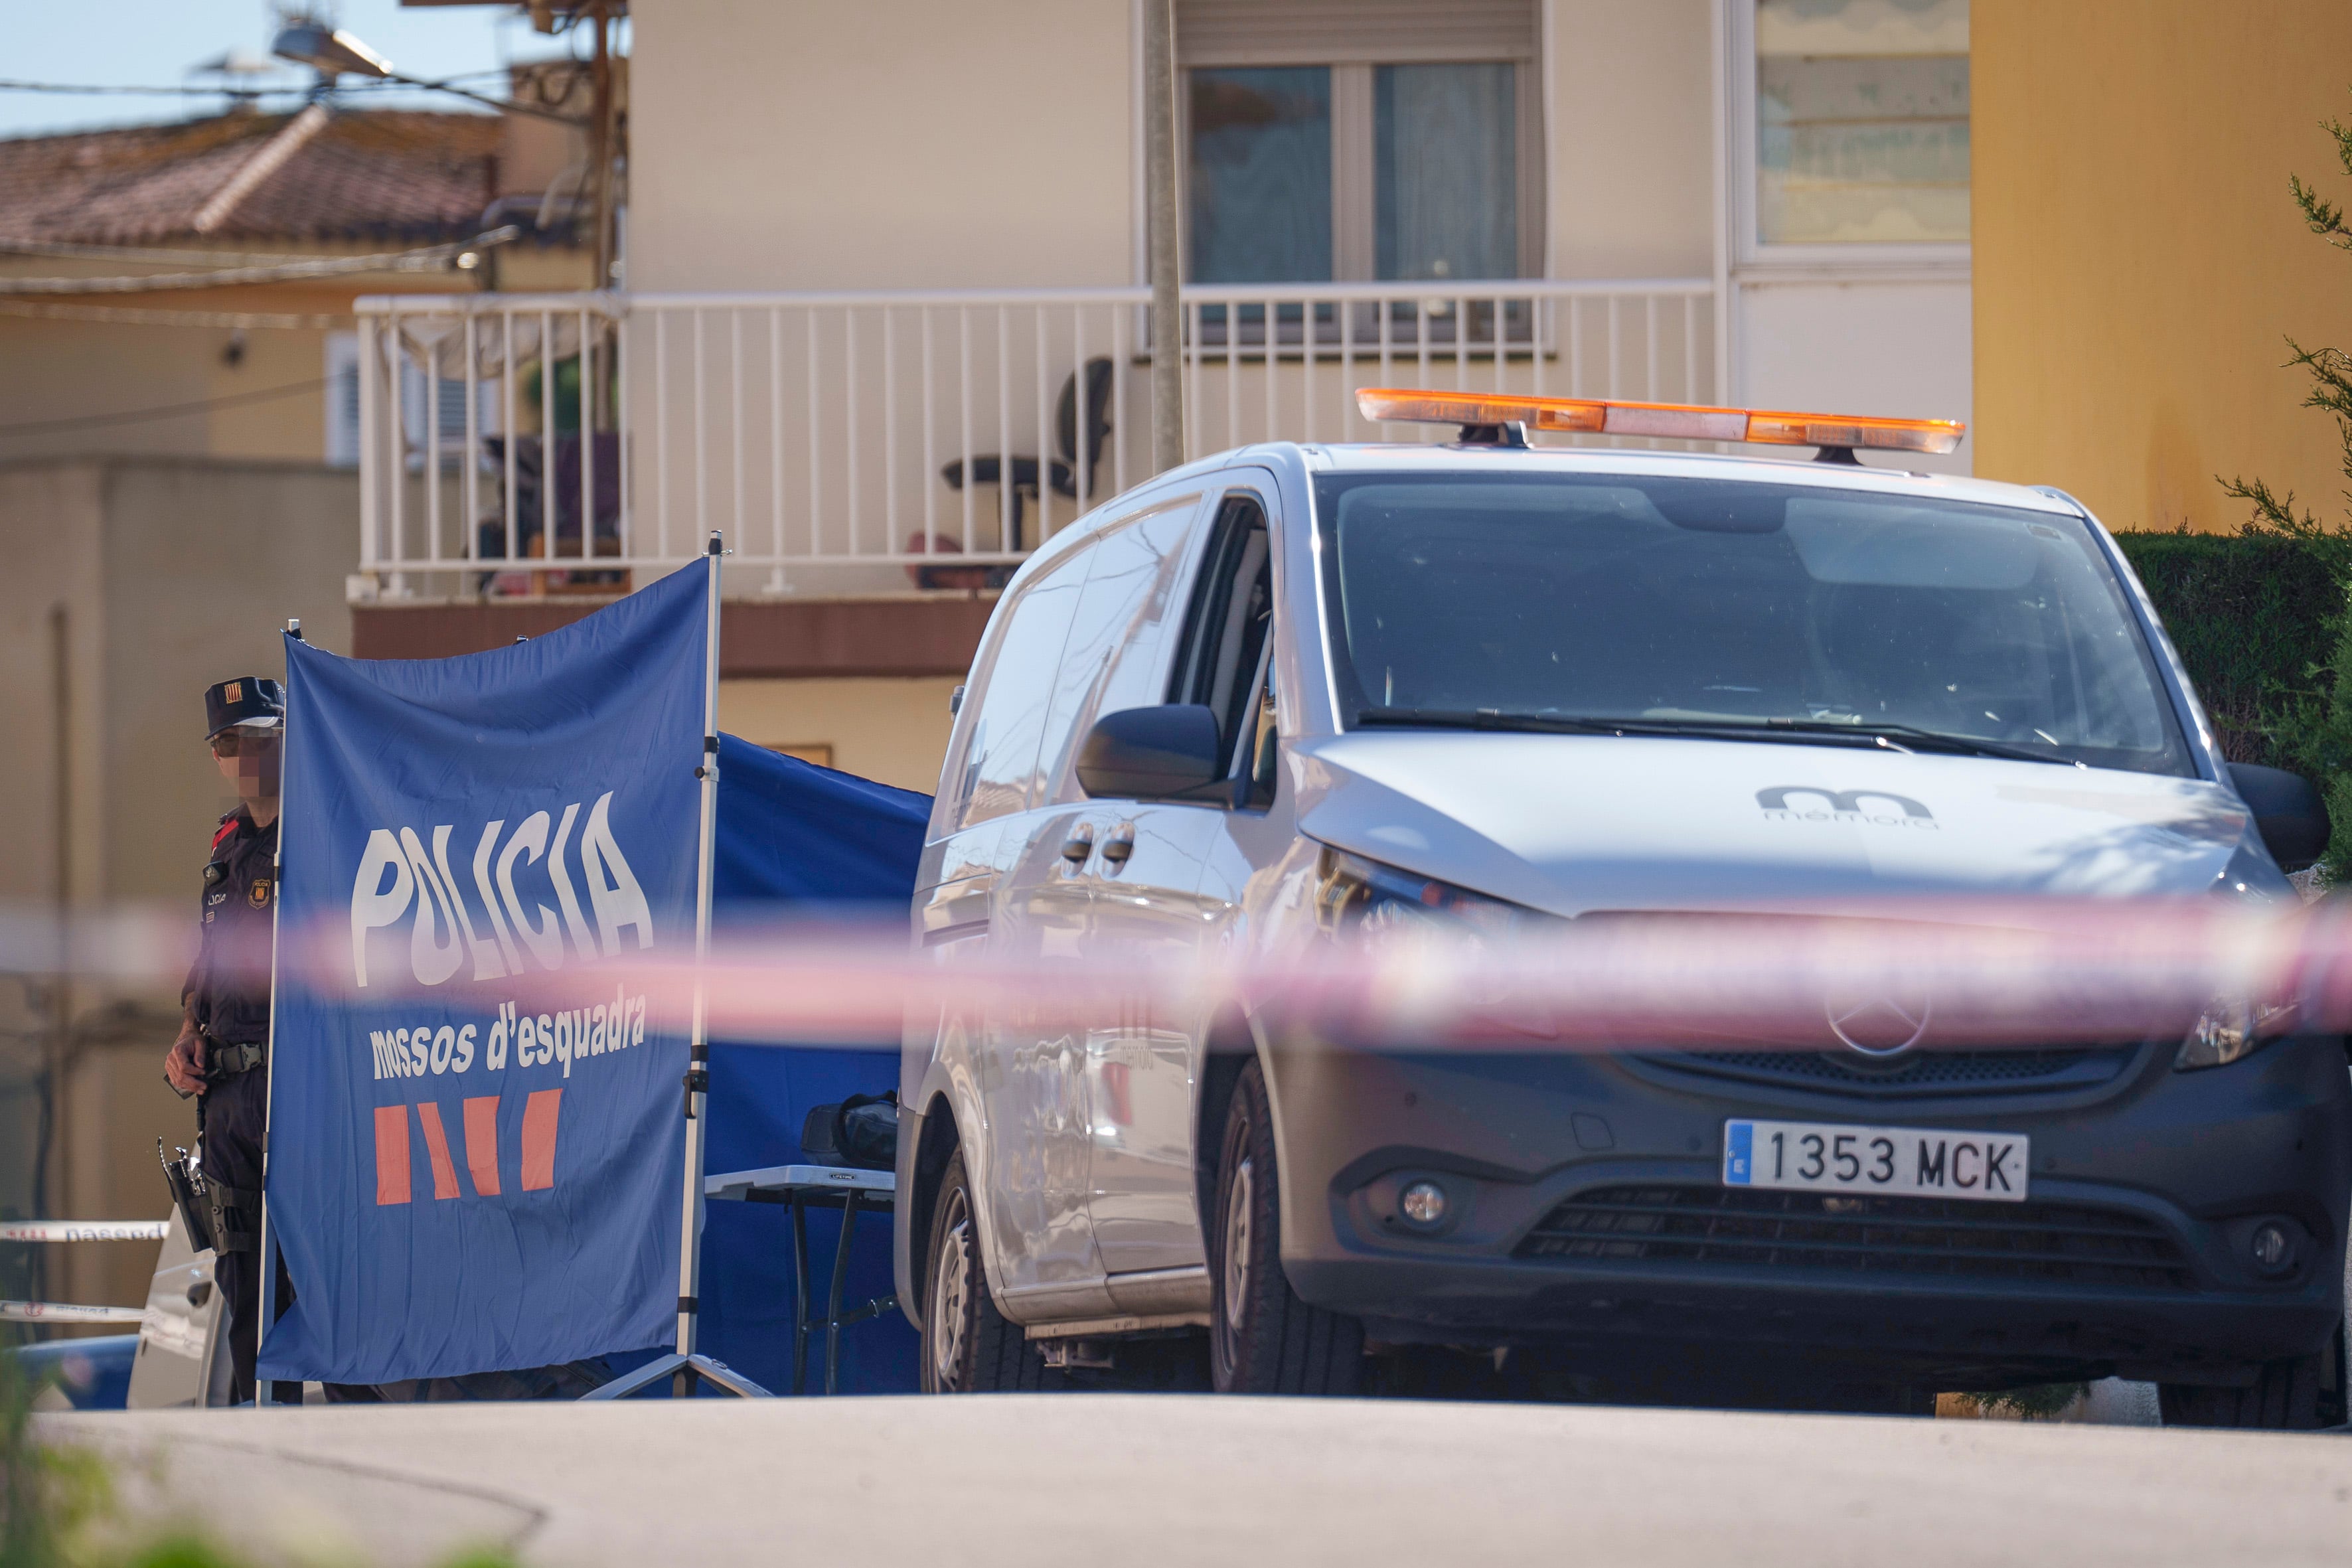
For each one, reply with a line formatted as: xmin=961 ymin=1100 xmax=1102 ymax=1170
xmin=0 ymin=226 xmax=519 ymax=295
xmin=0 ymin=299 xmax=345 ymax=330
xmin=0 ymin=377 xmax=327 ymax=438
xmin=0 ymin=238 xmax=356 ymax=266
xmin=0 ymin=72 xmax=516 ymax=98
xmin=0 ymin=79 xmax=291 ymax=97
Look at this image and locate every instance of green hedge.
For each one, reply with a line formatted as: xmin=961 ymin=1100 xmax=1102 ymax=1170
xmin=2112 ymin=528 xmax=2351 ymax=771
xmin=2113 ymin=525 xmax=2352 ymax=878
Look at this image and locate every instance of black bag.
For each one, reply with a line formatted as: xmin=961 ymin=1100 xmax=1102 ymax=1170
xmin=801 ymin=1091 xmax=898 ymax=1171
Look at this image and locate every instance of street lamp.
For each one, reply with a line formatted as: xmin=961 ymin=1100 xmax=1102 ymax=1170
xmin=269 ymin=21 xmax=584 ymax=125
xmin=268 ymin=21 xmax=394 ymax=80
xmin=272 ymin=10 xmax=619 ymax=287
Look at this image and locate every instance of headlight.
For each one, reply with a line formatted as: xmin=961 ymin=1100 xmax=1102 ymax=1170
xmin=1312 ymin=845 xmax=1529 ymax=941
xmin=1311 ymin=846 xmax=1558 ymax=1038
xmin=2173 ymin=996 xmax=2295 ymax=1071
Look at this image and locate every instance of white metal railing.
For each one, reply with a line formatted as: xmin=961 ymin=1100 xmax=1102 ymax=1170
xmin=352 ymin=277 xmax=1715 ymax=600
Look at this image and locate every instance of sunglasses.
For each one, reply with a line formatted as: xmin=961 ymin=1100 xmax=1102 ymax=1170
xmin=210 ymin=728 xmax=280 ymax=759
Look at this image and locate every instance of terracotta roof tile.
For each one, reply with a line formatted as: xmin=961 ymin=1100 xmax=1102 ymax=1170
xmin=0 ymin=109 xmax=503 ymax=246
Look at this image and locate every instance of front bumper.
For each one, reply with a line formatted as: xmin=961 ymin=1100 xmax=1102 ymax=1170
xmin=1261 ymin=1033 xmax=2352 ymax=1386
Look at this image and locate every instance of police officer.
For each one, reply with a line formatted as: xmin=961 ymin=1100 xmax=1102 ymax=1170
xmin=163 ymin=676 xmax=287 ymax=1405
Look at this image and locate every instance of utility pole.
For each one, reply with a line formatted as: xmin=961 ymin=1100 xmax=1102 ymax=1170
xmin=588 ymin=1 xmax=616 ymax=290
xmin=1144 ymin=0 xmax=1184 ymax=473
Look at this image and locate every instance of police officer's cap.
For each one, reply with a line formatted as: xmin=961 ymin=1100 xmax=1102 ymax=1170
xmin=204 ymin=677 xmax=285 ymax=740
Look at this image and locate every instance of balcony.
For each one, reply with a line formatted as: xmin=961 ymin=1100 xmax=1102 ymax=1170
xmin=349 ymin=278 xmax=1713 ymax=668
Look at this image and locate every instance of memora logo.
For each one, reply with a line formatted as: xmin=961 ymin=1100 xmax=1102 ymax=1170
xmin=351 ymin=791 xmax=655 ymax=988
xmin=1756 ymin=786 xmax=1938 ymax=830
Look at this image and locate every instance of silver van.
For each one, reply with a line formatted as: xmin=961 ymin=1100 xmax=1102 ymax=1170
xmin=895 ymin=419 xmax=2349 ymax=1424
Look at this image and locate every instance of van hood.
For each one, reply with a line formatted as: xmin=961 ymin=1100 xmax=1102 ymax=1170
xmin=1291 ymin=732 xmax=2254 ymax=917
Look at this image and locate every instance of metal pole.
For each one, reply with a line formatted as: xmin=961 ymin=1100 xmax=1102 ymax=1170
xmin=671 ymin=532 xmax=723 ymax=1395
xmin=1143 ymin=0 xmax=1184 ymax=473
xmin=252 ymin=618 xmax=300 ymax=1407
xmin=591 ymin=4 xmax=615 ymax=290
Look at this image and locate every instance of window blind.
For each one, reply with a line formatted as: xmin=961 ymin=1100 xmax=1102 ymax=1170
xmin=1176 ymin=0 xmax=1539 ymax=68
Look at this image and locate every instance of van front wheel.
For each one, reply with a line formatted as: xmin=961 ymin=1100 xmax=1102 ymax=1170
xmin=920 ymin=1149 xmax=1059 ymax=1393
xmin=1207 ymin=1058 xmax=1364 ymax=1395
xmin=2161 ymin=1320 xmax=2345 ymax=1429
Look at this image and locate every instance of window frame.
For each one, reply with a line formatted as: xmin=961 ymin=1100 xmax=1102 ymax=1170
xmin=1726 ymin=0 xmax=1971 ymax=273
xmin=1168 ymin=3 xmax=1547 ymax=287
xmin=1165 ymin=489 xmax=1281 ymax=805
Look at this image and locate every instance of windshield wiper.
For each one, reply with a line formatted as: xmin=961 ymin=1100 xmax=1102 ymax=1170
xmin=1352 ymin=707 xmax=2073 ymax=765
xmin=1355 ymin=706 xmax=1614 ymax=736
xmin=1743 ymin=718 xmax=2069 ymax=766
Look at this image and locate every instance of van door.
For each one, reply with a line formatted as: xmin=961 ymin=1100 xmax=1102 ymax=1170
xmin=1076 ymin=489 xmax=1277 ymax=1277
xmin=925 ymin=539 xmax=1101 ymax=1300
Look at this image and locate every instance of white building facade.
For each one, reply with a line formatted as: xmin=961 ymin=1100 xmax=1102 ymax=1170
xmin=349 ymin=0 xmax=1970 ymax=787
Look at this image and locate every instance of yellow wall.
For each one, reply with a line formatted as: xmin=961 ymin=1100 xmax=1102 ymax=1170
xmin=718 ymin=676 xmax=961 ymax=795
xmin=0 ymin=250 xmax=591 ymax=467
xmin=0 ymin=457 xmax=364 ymax=1314
xmin=1974 ymin=0 xmax=2352 ymax=531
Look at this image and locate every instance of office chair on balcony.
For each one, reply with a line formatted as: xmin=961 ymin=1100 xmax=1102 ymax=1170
xmin=934 ymin=355 xmax=1115 ymax=557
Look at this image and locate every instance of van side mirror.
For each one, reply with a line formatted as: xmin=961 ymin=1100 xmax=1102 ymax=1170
xmin=1076 ymin=704 xmax=1227 ymax=802
xmin=2228 ymin=762 xmax=2331 ymax=874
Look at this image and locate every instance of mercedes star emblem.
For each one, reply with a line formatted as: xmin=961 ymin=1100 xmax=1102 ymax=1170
xmin=1825 ymin=990 xmax=1933 ymax=1058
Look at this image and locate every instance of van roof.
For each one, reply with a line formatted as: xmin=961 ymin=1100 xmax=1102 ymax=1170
xmin=1233 ymin=440 xmax=2085 ymax=518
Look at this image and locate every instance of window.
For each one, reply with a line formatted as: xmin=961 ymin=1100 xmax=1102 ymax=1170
xmin=1752 ymin=0 xmax=1970 ymax=248
xmin=1177 ymin=1 xmax=1543 ymax=288
xmin=324 ymin=331 xmax=501 ymax=470
xmin=1169 ymin=495 xmax=1275 ymax=774
xmin=950 ymin=543 xmax=1092 ymax=831
xmin=1040 ymin=493 xmax=1210 ymax=805
xmin=1314 ymin=472 xmax=2191 ymax=777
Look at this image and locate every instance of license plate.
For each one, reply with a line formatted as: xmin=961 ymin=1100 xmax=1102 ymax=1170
xmin=1723 ymin=1119 xmax=2028 ymax=1202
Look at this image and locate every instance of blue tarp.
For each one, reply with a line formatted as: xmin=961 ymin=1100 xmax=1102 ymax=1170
xmin=692 ymin=735 xmax=928 ymax=1394
xmin=264 ymin=564 xmax=710 ymax=1384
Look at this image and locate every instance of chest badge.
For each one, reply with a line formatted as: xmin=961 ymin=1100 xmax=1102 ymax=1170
xmin=248 ymin=878 xmax=273 ymax=909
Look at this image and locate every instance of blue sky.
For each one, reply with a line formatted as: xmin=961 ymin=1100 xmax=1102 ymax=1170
xmin=0 ymin=2 xmax=604 ymax=140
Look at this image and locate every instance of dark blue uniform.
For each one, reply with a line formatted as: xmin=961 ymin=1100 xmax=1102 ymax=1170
xmin=185 ymin=674 xmax=292 ymax=1403
xmin=186 ymin=805 xmax=278 ymax=1403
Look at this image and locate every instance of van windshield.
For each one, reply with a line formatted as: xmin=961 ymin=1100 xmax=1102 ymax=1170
xmin=1314 ymin=471 xmax=2194 ymax=777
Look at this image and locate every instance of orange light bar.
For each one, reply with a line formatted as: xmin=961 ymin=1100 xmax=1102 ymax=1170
xmin=1354 ymin=388 xmax=1964 ymax=455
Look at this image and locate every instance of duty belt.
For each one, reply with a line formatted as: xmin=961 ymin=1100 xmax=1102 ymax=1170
xmin=204 ymin=1039 xmax=266 ymax=1075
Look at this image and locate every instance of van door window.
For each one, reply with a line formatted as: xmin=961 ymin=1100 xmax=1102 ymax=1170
xmin=1170 ymin=495 xmax=1273 ymax=775
xmin=1037 ymin=493 xmax=1208 ymax=805
xmin=950 ymin=543 xmax=1091 ymax=830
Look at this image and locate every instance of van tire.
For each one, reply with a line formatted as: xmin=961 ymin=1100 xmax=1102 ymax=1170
xmin=1208 ymin=1058 xmax=1364 ymax=1395
xmin=920 ymin=1148 xmax=1060 ymax=1393
xmin=2161 ymin=1322 xmax=2345 ymax=1429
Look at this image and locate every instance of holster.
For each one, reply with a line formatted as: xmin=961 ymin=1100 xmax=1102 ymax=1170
xmin=159 ymin=1138 xmax=218 ymax=1255
xmin=205 ymin=1173 xmax=260 ymax=1255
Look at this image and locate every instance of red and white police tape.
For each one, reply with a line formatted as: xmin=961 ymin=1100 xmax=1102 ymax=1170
xmin=1 ymin=1300 xmax=147 ymax=1324
xmin=0 ymin=1220 xmax=169 ymax=1244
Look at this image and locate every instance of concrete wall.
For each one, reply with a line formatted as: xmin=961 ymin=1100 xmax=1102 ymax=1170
xmin=0 ymin=457 xmax=358 ymax=1316
xmin=629 ymin=0 xmax=1137 ymax=292
xmin=628 ymin=0 xmax=1718 ymax=294
xmin=1972 ymin=0 xmax=2352 ymax=530
xmin=1549 ymin=0 xmax=1717 ymax=279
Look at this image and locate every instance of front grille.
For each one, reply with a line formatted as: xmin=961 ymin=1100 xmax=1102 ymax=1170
xmin=1636 ymin=1047 xmax=2135 ymax=1100
xmin=1518 ymin=1184 xmax=2194 ymax=1290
